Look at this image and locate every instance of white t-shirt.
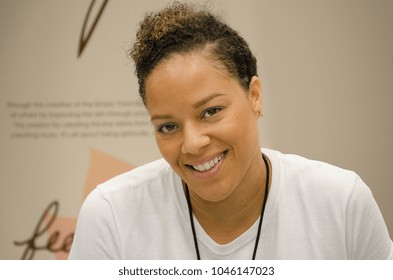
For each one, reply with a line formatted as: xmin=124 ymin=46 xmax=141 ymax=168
xmin=69 ymin=149 xmax=393 ymax=259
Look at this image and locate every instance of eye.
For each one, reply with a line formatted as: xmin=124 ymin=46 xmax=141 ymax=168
xmin=157 ymin=123 xmax=178 ymax=134
xmin=202 ymin=107 xmax=222 ymax=119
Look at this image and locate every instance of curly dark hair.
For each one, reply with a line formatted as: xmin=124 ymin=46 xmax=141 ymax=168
xmin=129 ymin=2 xmax=258 ymax=104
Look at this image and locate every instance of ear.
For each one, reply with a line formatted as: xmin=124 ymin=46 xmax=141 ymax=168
xmin=248 ymin=76 xmax=262 ymax=117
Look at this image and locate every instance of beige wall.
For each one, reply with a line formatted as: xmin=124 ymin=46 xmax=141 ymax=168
xmin=249 ymin=0 xmax=393 ymax=236
xmin=0 ymin=0 xmax=391 ymax=259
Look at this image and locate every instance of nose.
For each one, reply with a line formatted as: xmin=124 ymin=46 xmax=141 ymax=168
xmin=181 ymin=123 xmax=210 ymax=155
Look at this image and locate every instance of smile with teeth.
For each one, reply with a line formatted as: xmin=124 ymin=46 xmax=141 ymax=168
xmin=190 ymin=153 xmax=225 ymax=172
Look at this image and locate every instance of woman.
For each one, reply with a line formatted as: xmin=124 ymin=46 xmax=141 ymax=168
xmin=69 ymin=2 xmax=392 ymax=259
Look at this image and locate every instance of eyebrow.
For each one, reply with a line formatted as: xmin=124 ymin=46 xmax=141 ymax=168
xmin=150 ymin=93 xmax=224 ymax=122
xmin=151 ymin=114 xmax=173 ymax=122
xmin=192 ymin=93 xmax=224 ymax=109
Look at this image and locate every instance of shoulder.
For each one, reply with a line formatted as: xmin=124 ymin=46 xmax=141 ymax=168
xmin=263 ymin=148 xmax=360 ymax=201
xmin=96 ymin=158 xmax=175 ymax=195
xmin=99 ymin=157 xmax=171 ymax=184
xmin=262 ymin=149 xmax=392 ymax=259
xmin=265 ymin=148 xmax=357 ymax=183
xmin=82 ymin=158 xmax=179 ymax=214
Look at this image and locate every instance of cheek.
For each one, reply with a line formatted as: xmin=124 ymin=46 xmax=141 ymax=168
xmin=154 ymin=135 xmax=167 ymax=155
xmin=216 ymin=114 xmax=259 ymax=153
xmin=156 ymin=137 xmax=181 ymax=166
xmin=220 ymin=112 xmax=256 ymax=138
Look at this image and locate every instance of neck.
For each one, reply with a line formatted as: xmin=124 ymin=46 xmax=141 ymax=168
xmin=186 ymin=152 xmax=269 ymax=244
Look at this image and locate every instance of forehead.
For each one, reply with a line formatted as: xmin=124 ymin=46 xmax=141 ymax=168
xmin=152 ymin=52 xmax=225 ymax=80
xmin=146 ymin=53 xmax=242 ymax=113
xmin=145 ymin=53 xmax=231 ymax=101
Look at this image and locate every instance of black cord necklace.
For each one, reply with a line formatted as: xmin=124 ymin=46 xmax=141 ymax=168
xmin=184 ymin=153 xmax=270 ymax=260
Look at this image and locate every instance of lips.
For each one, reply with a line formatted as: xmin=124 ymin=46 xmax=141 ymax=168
xmin=191 ymin=153 xmax=224 ymax=172
xmin=186 ymin=151 xmax=227 ymax=172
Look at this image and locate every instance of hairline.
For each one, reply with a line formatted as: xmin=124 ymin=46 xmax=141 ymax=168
xmin=142 ymin=42 xmax=250 ymax=106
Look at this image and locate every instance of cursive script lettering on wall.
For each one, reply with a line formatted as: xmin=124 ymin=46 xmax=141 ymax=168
xmin=78 ymin=0 xmax=109 ymax=57
xmin=13 ymin=201 xmax=74 ymax=260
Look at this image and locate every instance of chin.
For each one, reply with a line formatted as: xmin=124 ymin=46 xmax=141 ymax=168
xmin=193 ymin=183 xmax=236 ymax=203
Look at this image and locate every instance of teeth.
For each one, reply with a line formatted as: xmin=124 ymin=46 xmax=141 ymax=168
xmin=192 ymin=154 xmax=224 ymax=172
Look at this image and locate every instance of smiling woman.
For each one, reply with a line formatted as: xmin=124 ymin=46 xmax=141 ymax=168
xmin=68 ymin=2 xmax=393 ymax=260
xmin=146 ymin=53 xmax=262 ymax=206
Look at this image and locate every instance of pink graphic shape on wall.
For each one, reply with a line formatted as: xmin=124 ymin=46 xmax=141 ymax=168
xmin=45 ymin=148 xmax=133 ymax=259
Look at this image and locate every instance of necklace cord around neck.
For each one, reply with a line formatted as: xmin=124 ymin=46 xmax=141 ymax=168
xmin=184 ymin=153 xmax=270 ymax=260
xmin=185 ymin=184 xmax=201 ymax=259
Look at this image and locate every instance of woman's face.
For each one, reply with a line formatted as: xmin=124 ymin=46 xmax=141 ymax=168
xmin=145 ymin=53 xmax=262 ymax=202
